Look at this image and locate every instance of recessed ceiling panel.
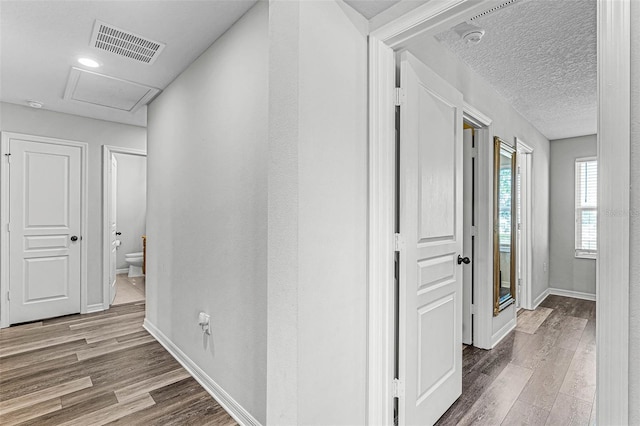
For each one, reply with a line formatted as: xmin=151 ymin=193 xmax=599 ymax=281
xmin=63 ymin=67 xmax=160 ymax=112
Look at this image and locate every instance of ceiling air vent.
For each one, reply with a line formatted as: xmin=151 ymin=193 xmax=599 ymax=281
xmin=469 ymin=0 xmax=521 ymax=20
xmin=90 ymin=20 xmax=166 ymax=65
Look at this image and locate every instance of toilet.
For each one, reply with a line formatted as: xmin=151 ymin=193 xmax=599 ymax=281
xmin=125 ymin=252 xmax=144 ymax=277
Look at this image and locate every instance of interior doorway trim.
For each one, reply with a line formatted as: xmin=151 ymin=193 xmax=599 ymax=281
xmin=366 ymin=0 xmax=630 ymax=424
xmin=101 ymin=145 xmax=147 ymax=310
xmin=0 ymin=132 xmax=89 ymax=328
xmin=515 ymin=139 xmax=534 ymax=311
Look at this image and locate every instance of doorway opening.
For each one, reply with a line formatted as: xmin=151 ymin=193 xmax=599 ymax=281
xmin=102 ymin=146 xmax=147 ymax=308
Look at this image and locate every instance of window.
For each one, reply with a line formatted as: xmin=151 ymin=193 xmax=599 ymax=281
xmin=575 ymin=157 xmax=597 ymax=258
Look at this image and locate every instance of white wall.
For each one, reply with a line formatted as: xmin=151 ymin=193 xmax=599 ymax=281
xmin=114 ymin=153 xmax=146 ymax=270
xmin=406 ymin=37 xmax=551 ymax=337
xmin=266 ymin=1 xmax=368 ymax=424
xmin=0 ymin=102 xmax=146 ymax=307
xmin=549 ymin=135 xmax=596 ymax=295
xmin=145 ymin=2 xmax=267 ymax=423
xmin=629 ymin=1 xmax=639 ymax=422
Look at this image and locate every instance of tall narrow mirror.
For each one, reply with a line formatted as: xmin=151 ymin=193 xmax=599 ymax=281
xmin=494 ymin=137 xmax=517 ymax=315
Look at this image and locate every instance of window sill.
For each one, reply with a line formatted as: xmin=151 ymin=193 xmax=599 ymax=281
xmin=575 ymin=252 xmax=597 ymax=260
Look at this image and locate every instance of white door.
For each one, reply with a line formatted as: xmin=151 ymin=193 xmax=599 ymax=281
xmin=9 ymin=137 xmax=82 ymax=324
xmin=398 ymin=51 xmax=463 ymax=426
xmin=109 ymin=155 xmax=118 ymax=304
xmin=462 ymin=128 xmax=474 ymax=344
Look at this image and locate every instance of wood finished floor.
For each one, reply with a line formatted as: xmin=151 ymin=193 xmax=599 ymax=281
xmin=0 ymin=302 xmax=237 ymax=426
xmin=436 ymin=295 xmax=596 ymax=426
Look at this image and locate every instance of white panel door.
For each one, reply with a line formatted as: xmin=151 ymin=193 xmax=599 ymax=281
xmin=109 ymin=155 xmax=118 ymax=304
xmin=9 ymin=138 xmax=82 ymax=324
xmin=399 ymin=51 xmax=463 ymax=426
xmin=462 ymin=129 xmax=474 ymax=345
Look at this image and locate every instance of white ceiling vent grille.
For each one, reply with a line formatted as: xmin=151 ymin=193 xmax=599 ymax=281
xmin=470 ymin=0 xmax=521 ymax=20
xmin=90 ymin=20 xmax=166 ymax=65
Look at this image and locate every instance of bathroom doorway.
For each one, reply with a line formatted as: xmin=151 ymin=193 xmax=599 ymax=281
xmin=102 ymin=146 xmax=147 ymax=308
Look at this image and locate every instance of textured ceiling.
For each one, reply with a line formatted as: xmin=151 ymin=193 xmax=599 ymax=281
xmin=0 ymin=1 xmax=256 ymax=127
xmin=435 ymin=0 xmax=596 ymax=140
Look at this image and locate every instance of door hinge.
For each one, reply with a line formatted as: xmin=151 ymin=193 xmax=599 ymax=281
xmin=392 ymin=378 xmax=404 ymax=399
xmin=6 ymin=291 xmax=10 ymax=301
xmin=5 ymin=153 xmax=11 ymax=163
xmin=471 ymin=146 xmax=478 ymax=157
xmin=471 ymin=303 xmax=478 ymax=315
xmin=394 ymin=233 xmax=404 ymax=252
xmin=6 ymin=223 xmax=9 ymax=233
xmin=395 ymin=87 xmax=404 ymax=106
xmin=470 ymin=225 xmax=476 ymax=237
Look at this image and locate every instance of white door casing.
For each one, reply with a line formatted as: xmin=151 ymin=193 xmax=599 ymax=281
xmin=398 ymin=51 xmax=463 ymax=426
xmin=7 ymin=136 xmax=82 ymax=324
xmin=109 ymin=154 xmax=118 ymax=304
xmin=462 ymin=128 xmax=474 ymax=344
xmin=516 ymin=140 xmax=533 ymax=310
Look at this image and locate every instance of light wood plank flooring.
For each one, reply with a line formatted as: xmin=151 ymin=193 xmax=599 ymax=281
xmin=436 ymin=295 xmax=596 ymax=426
xmin=112 ymin=274 xmax=145 ymax=306
xmin=0 ymin=303 xmax=237 ymax=426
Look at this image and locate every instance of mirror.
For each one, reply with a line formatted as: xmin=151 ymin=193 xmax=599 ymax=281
xmin=493 ymin=137 xmax=517 ymax=315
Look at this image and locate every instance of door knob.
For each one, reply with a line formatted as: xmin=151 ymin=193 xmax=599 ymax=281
xmin=457 ymin=255 xmax=470 ymax=265
xmin=116 ymin=232 xmax=122 ymax=236
xmin=70 ymin=236 xmax=78 ymax=242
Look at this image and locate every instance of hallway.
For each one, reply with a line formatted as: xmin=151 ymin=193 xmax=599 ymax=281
xmin=436 ymin=295 xmax=596 ymax=426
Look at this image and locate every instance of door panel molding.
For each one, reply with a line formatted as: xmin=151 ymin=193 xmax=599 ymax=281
xmin=1 ymin=132 xmax=88 ymax=328
xmin=101 ymin=145 xmax=146 ymax=310
xmin=367 ymin=0 xmax=630 ymax=424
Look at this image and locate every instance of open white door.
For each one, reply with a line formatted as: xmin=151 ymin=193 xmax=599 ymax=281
xmin=398 ymin=52 xmax=463 ymax=426
xmin=109 ymin=155 xmax=118 ymax=304
xmin=8 ymin=137 xmax=82 ymax=324
xmin=462 ymin=128 xmax=474 ymax=345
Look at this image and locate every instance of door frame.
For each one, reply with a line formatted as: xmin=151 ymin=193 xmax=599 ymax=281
xmin=101 ymin=145 xmax=147 ymax=310
xmin=366 ymin=0 xmax=631 ymax=425
xmin=0 ymin=132 xmax=89 ymax=328
xmin=515 ymin=139 xmax=534 ymax=310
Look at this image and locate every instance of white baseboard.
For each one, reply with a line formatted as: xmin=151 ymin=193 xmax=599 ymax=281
xmin=116 ymin=268 xmax=129 ymax=275
xmin=491 ymin=316 xmax=516 ymax=348
xmin=548 ymin=287 xmax=596 ymax=302
xmin=532 ymin=288 xmax=550 ymax=310
xmin=143 ymin=319 xmax=260 ymax=426
xmin=86 ymin=303 xmax=105 ymax=314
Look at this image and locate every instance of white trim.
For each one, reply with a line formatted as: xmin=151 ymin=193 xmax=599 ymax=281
xmin=548 ymin=288 xmax=596 ymax=302
xmin=116 ymin=268 xmax=130 ymax=275
xmin=532 ymin=288 xmax=550 ymax=310
xmin=86 ymin=303 xmax=105 ymax=314
xmin=0 ymin=132 xmax=88 ymax=328
xmin=143 ymin=319 xmax=261 ymax=426
xmin=516 ymin=139 xmax=534 ymax=310
xmin=102 ymin=145 xmax=147 ymax=310
xmin=491 ymin=316 xmax=516 ymax=348
xmin=597 ymin=2 xmax=630 ymax=422
xmin=462 ymin=107 xmax=493 ymax=350
xmin=366 ymin=34 xmax=396 ymax=426
xmin=367 ymin=0 xmax=630 ymax=424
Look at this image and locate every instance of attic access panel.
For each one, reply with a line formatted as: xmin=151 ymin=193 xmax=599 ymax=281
xmin=63 ymin=67 xmax=160 ymax=112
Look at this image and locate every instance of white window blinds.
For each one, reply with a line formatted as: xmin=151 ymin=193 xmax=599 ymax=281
xmin=575 ymin=158 xmax=597 ymax=258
